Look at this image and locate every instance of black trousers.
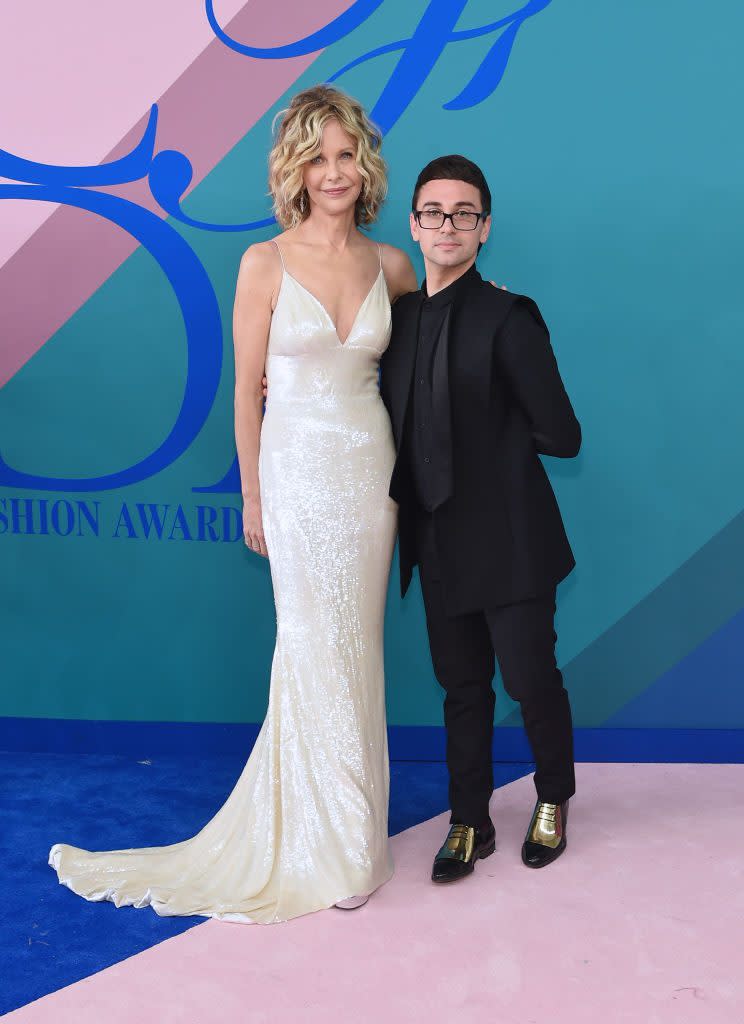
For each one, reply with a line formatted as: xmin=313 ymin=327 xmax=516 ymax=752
xmin=415 ymin=514 xmax=575 ymax=826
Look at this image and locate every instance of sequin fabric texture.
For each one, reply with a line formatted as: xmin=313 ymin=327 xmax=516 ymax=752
xmin=48 ymin=244 xmax=398 ymax=924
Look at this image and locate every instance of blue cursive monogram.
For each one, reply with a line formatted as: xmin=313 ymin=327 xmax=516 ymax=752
xmin=0 ymin=0 xmax=551 ymax=495
xmin=0 ymin=108 xmax=223 ymax=491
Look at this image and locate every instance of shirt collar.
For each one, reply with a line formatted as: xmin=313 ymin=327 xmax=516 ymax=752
xmin=421 ymin=262 xmax=480 ymax=311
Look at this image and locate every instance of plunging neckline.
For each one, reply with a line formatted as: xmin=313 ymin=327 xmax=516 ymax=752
xmin=282 ymin=267 xmax=384 ymax=347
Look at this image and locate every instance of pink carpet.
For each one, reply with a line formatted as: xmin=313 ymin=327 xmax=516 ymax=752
xmin=9 ymin=764 xmax=742 ymax=1023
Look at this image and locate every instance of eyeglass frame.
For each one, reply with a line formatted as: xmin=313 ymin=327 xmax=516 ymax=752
xmin=412 ymin=208 xmax=488 ymax=231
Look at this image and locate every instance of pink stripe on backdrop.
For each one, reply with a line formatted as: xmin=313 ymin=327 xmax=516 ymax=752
xmin=6 ymin=765 xmax=743 ymax=1022
xmin=0 ymin=0 xmax=248 ymax=267
xmin=0 ymin=0 xmax=353 ymax=388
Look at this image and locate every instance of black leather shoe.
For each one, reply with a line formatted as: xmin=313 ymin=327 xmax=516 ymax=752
xmin=521 ymin=800 xmax=569 ymax=868
xmin=431 ymin=821 xmax=496 ymax=883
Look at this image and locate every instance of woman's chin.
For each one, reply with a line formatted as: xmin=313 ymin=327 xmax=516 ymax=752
xmin=310 ymin=196 xmax=359 ymax=219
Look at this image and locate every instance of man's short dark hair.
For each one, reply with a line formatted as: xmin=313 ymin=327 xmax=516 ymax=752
xmin=411 ymin=155 xmax=492 ymax=215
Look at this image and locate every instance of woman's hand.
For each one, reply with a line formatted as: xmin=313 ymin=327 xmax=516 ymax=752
xmin=243 ymin=495 xmax=268 ymax=557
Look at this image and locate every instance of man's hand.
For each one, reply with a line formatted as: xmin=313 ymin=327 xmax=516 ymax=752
xmin=243 ymin=495 xmax=267 ymax=557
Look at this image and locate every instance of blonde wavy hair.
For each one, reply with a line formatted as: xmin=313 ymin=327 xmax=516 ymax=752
xmin=269 ymin=85 xmax=387 ymax=229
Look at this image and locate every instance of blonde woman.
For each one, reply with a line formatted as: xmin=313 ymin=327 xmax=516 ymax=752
xmin=49 ymin=86 xmax=418 ymax=924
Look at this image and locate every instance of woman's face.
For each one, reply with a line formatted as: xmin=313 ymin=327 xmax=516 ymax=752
xmin=302 ymin=118 xmax=363 ymax=219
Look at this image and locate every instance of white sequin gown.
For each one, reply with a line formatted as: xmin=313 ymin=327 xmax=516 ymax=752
xmin=48 ymin=243 xmax=397 ymax=924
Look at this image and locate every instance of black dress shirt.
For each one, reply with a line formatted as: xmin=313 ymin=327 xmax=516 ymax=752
xmin=404 ymin=266 xmax=474 ymax=511
xmin=409 ymin=300 xmax=446 ymax=510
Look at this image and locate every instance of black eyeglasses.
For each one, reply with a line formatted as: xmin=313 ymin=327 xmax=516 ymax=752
xmin=414 ymin=209 xmax=486 ymax=231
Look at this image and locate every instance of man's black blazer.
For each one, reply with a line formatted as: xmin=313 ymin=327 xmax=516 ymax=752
xmin=380 ymin=266 xmax=581 ymax=616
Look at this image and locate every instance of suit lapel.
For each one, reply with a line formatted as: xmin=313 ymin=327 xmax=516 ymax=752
xmin=450 ymin=273 xmax=493 ymax=408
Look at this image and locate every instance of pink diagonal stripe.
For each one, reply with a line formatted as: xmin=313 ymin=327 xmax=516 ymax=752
xmin=0 ymin=0 xmax=249 ymax=267
xmin=0 ymin=0 xmax=352 ymax=388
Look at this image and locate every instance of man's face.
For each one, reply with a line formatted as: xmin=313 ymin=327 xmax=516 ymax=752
xmin=410 ymin=179 xmax=491 ymax=271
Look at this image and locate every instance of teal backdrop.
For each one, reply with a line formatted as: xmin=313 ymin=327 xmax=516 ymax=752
xmin=1 ymin=1 xmax=743 ymax=749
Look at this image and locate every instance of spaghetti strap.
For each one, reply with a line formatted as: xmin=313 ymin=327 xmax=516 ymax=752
xmin=271 ymin=238 xmax=286 ymax=271
xmin=377 ymin=243 xmax=383 ymax=270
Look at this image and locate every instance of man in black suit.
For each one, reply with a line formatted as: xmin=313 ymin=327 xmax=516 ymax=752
xmin=380 ymin=155 xmax=581 ymax=882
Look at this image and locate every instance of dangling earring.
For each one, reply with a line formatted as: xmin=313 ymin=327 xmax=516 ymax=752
xmin=299 ymin=190 xmax=307 ymax=215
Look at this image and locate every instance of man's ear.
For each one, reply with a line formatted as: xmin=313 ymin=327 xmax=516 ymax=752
xmin=479 ymin=214 xmax=492 ymax=246
xmin=409 ymin=211 xmax=419 ymax=242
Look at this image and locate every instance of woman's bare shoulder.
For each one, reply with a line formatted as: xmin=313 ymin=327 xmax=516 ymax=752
xmin=378 ymin=241 xmax=411 ymax=267
xmin=379 ymin=243 xmax=419 ymax=301
xmin=239 ymin=238 xmax=284 ymax=271
xmin=237 ymin=239 xmax=285 ymax=296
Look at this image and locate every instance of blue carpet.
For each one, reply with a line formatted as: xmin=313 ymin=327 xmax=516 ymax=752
xmin=1 ymin=750 xmax=529 ymax=1015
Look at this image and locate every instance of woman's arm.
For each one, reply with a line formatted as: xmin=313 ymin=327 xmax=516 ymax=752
xmin=232 ymin=243 xmax=279 ymax=556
